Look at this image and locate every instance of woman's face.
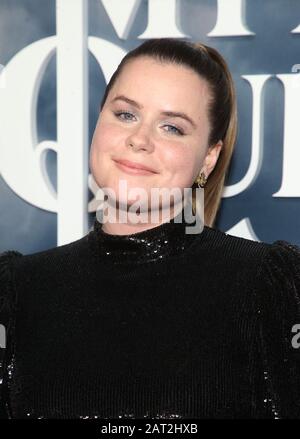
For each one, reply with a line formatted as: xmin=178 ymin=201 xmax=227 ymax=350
xmin=90 ymin=56 xmax=222 ymax=211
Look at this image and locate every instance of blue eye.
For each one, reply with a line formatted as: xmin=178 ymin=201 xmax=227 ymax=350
xmin=114 ymin=111 xmax=136 ymax=121
xmin=113 ymin=111 xmax=185 ymax=136
xmin=164 ymin=124 xmax=184 ymax=136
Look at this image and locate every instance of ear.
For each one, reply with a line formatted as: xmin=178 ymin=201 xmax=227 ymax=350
xmin=202 ymin=140 xmax=223 ymax=177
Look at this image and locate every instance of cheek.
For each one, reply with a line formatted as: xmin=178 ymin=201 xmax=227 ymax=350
xmin=90 ymin=123 xmax=123 ymax=175
xmin=91 ymin=123 xmax=120 ymax=155
xmin=90 ymin=124 xmax=113 ymax=185
xmin=161 ymin=146 xmax=201 ymax=186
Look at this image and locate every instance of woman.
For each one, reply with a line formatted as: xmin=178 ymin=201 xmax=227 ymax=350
xmin=1 ymin=38 xmax=300 ymax=419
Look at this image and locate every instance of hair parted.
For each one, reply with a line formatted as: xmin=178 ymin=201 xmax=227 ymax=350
xmin=99 ymin=38 xmax=237 ymax=228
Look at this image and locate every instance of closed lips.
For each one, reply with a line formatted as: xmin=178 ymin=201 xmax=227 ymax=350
xmin=114 ymin=159 xmax=157 ymax=173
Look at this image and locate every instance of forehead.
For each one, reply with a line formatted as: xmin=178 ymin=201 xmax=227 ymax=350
xmin=109 ymin=57 xmax=211 ymax=118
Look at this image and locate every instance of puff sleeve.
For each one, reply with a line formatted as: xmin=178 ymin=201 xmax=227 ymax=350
xmin=256 ymin=240 xmax=300 ymax=419
xmin=0 ymin=250 xmax=23 ymax=419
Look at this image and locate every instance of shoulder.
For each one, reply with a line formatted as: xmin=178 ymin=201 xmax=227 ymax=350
xmin=0 ymin=250 xmax=24 ymax=278
xmin=250 ymin=238 xmax=300 ymax=343
xmin=196 ymin=224 xmax=268 ymax=255
xmin=199 ymin=223 xmax=300 ymax=307
xmin=191 ymin=224 xmax=270 ymax=269
xmin=199 ymin=224 xmax=300 ymax=263
xmin=0 ymin=250 xmax=24 ymax=322
xmin=253 ymin=238 xmax=300 ymax=321
xmin=259 ymin=239 xmax=300 ymax=289
xmin=193 ymin=225 xmax=300 ymax=290
xmin=0 ymin=250 xmax=24 ymax=298
xmin=0 ymin=232 xmax=93 ymax=291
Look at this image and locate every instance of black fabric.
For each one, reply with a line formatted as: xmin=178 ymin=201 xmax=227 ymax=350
xmin=1 ymin=214 xmax=300 ymax=419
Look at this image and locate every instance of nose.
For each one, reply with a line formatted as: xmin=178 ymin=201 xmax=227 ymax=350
xmin=126 ymin=123 xmax=155 ymax=153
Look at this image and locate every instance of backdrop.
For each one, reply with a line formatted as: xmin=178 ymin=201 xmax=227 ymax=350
xmin=0 ymin=0 xmax=300 ymax=255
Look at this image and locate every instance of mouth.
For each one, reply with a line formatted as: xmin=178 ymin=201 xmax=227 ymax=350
xmin=113 ymin=159 xmax=157 ymax=176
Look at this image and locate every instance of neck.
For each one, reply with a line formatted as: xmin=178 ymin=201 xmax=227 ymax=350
xmin=91 ymin=202 xmax=200 ymax=266
xmin=98 ymin=201 xmax=186 ymax=236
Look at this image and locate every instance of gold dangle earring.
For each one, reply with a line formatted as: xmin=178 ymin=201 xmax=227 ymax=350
xmin=195 ymin=171 xmax=207 ymax=188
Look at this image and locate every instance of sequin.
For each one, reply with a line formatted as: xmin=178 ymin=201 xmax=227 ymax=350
xmin=1 ymin=220 xmax=300 ymax=419
xmin=92 ymin=208 xmax=199 ymax=265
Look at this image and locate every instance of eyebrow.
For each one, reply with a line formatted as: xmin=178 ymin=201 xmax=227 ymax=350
xmin=110 ymin=94 xmax=197 ymax=129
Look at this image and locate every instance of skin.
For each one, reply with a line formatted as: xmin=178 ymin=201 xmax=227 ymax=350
xmin=90 ymin=56 xmax=223 ymax=235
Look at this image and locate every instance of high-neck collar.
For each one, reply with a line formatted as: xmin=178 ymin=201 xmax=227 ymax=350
xmin=90 ymin=209 xmax=203 ymax=265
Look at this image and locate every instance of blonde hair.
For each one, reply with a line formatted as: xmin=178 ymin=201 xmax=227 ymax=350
xmin=100 ymin=39 xmax=238 ymax=227
xmin=191 ymin=43 xmax=238 ymax=227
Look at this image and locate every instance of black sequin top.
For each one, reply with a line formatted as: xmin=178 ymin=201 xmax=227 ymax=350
xmin=92 ymin=208 xmax=198 ymax=265
xmin=1 ymin=213 xmax=300 ymax=419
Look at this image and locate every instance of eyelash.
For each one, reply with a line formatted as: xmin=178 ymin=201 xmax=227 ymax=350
xmin=113 ymin=110 xmax=185 ymax=136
